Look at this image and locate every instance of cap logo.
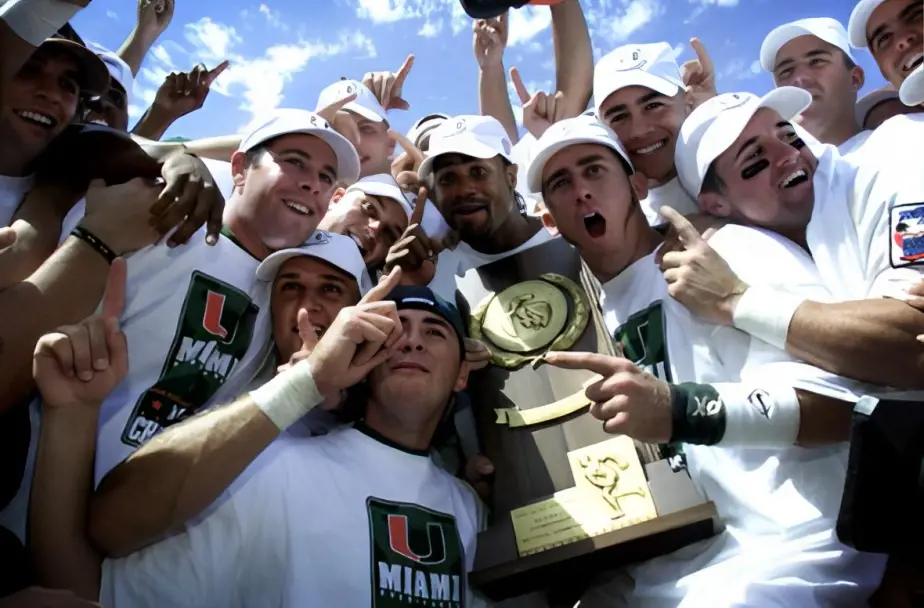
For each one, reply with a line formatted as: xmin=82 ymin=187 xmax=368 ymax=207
xmin=445 ymin=118 xmax=468 ymax=137
xmin=612 ymin=49 xmax=647 ymax=72
xmin=715 ymin=93 xmax=749 ymax=112
xmin=308 ymin=114 xmax=331 ymax=130
xmin=305 ymin=230 xmax=332 ymax=246
xmin=403 ymin=297 xmax=436 ymax=306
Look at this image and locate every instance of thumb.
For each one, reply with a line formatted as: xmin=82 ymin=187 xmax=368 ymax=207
xmin=0 ymin=226 xmax=17 ymax=250
xmin=659 ymin=205 xmax=704 ymax=246
xmin=297 ymin=308 xmax=319 ymax=350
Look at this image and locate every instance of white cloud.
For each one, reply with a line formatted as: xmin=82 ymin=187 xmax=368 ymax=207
xmin=184 ymin=17 xmax=242 ymax=62
xmin=141 ymin=65 xmax=171 ymax=88
xmin=418 ymin=18 xmax=443 ymax=38
xmin=749 ymin=59 xmax=761 ymax=74
xmin=718 ymin=57 xmax=760 ymax=82
xmin=671 ymin=43 xmax=686 ymax=60
xmin=258 ymin=4 xmax=288 ymax=31
xmin=685 ymin=0 xmax=740 ymax=22
xmin=507 ymin=6 xmax=552 ymax=47
xmin=106 ymin=10 xmax=118 ymax=20
xmin=151 ymin=44 xmax=176 ymax=69
xmin=524 ymin=41 xmax=543 ymax=54
xmin=354 ymin=0 xmax=416 ymax=23
xmin=449 ymin=1 xmax=470 ymax=35
xmin=607 ymin=0 xmax=662 ymax=43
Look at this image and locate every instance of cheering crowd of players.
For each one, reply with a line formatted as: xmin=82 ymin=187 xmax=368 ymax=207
xmin=0 ymin=0 xmax=923 ymax=605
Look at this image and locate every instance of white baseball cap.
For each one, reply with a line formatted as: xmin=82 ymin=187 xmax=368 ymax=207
xmin=255 ymin=230 xmax=374 ymax=295
xmin=417 ymin=115 xmax=514 ymax=180
xmin=847 ymin=0 xmax=888 ymax=48
xmin=526 ymin=114 xmax=634 ymax=194
xmin=316 ymin=79 xmax=388 ymax=123
xmin=593 ymin=42 xmax=685 ymax=116
xmin=900 ymin=65 xmax=924 ymax=106
xmin=856 ymin=85 xmax=901 ymax=126
xmin=407 ymin=113 xmax=451 ymax=148
xmin=240 ymin=108 xmax=361 ymax=184
xmin=760 ymin=17 xmax=856 ymax=72
xmin=675 ymin=87 xmax=812 ymax=197
xmin=89 ymin=44 xmax=133 ymax=102
xmin=345 ymin=173 xmax=414 ymax=217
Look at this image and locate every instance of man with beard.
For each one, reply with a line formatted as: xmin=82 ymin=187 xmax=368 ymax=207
xmin=29 ymin=267 xmax=488 ymax=607
xmin=392 ymin=114 xmax=553 ymax=300
xmin=528 ymin=111 xmax=886 ymax=608
xmin=759 ymin=18 xmax=869 ymax=156
xmin=663 ymin=88 xmax=924 ymax=392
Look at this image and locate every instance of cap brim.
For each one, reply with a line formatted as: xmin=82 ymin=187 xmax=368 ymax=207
xmin=595 ymin=71 xmax=679 ymax=115
xmin=418 ymin=137 xmax=507 ymax=180
xmin=256 ymin=250 xmax=305 ymax=281
xmin=527 ymin=135 xmax=632 ymax=193
xmin=899 ymin=66 xmax=924 ymax=107
xmin=856 ymin=88 xmax=900 ymax=125
xmin=346 ymin=102 xmax=385 ymax=123
xmin=848 ymin=0 xmax=884 ymax=48
xmin=348 ymin=182 xmax=414 ymax=217
xmin=41 ymin=39 xmax=110 ymax=96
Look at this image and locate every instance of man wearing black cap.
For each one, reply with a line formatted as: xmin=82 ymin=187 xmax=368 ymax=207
xmin=29 ymin=268 xmax=488 ymax=607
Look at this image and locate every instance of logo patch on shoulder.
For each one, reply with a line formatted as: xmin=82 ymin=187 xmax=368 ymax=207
xmin=889 ymin=203 xmax=924 ymax=268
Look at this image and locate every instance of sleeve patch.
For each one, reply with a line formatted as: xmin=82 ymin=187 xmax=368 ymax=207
xmin=889 ymin=203 xmax=924 ymax=268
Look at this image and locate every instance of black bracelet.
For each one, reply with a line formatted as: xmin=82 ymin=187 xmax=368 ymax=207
xmin=72 ymin=226 xmax=116 ymax=264
xmin=668 ymin=382 xmax=727 ymax=446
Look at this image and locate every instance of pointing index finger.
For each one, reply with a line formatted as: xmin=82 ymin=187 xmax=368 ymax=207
xmin=659 ymin=205 xmax=704 ymax=246
xmin=510 ymin=66 xmax=531 ymax=105
xmin=410 ymin=186 xmax=428 ymax=226
xmin=388 ymin=130 xmax=424 ymax=167
xmin=543 ymin=351 xmax=628 ymax=376
xmin=101 ymin=257 xmax=127 ymax=320
xmin=205 ymin=60 xmax=230 ymax=85
xmin=394 ymin=54 xmax=414 ymax=89
xmin=361 ymin=266 xmax=403 ymax=304
xmin=318 ymin=92 xmax=358 ymax=123
xmin=690 ymin=37 xmax=714 ymax=77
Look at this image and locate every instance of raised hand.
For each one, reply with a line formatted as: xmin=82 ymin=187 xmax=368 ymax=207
xmin=151 ymin=61 xmax=230 ymax=122
xmin=136 ymin=0 xmax=174 ymax=43
xmin=473 ymin=12 xmax=509 ymax=69
xmin=307 ymin=268 xmax=405 ymax=395
xmin=363 ymin=55 xmax=414 ymax=111
xmin=389 ymin=129 xmax=425 ymax=179
xmin=511 ymin=66 xmax=565 ymax=139
xmin=33 ymin=258 xmax=129 ymax=410
xmin=317 ymin=91 xmax=361 ymax=151
xmin=544 ymin=351 xmax=672 ymax=442
xmin=383 ymin=185 xmax=442 ymax=286
xmin=278 ymin=310 xmax=346 ymax=410
xmin=149 ymin=152 xmax=225 ymax=247
xmin=681 ymin=38 xmax=716 ymax=110
xmin=658 ymin=206 xmax=746 ymax=326
xmin=464 ymin=338 xmax=492 ymax=371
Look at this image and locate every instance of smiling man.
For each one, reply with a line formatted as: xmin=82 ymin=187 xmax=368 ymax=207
xmin=29 ymin=269 xmax=488 ymax=607
xmin=760 ymin=17 xmax=869 ymax=155
xmin=593 ymin=42 xmax=699 ymax=224
xmin=0 ymin=35 xmax=108 ymax=226
xmin=848 ymin=0 xmax=924 ymax=108
xmin=321 ymin=173 xmax=412 ymax=270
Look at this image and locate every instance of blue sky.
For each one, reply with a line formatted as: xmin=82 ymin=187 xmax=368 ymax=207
xmin=71 ymin=0 xmax=886 ymax=140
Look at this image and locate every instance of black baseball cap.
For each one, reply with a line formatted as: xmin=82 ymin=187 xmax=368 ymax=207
xmin=460 ymin=0 xmax=530 ymax=18
xmin=386 ymin=286 xmax=466 ymax=359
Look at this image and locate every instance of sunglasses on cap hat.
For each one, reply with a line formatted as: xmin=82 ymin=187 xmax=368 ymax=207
xmin=459 ymin=0 xmax=565 ymax=19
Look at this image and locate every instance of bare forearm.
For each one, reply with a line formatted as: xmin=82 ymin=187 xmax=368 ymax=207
xmin=0 ymin=219 xmax=55 ymax=290
xmin=0 ymin=239 xmax=109 ymax=413
xmin=479 ymin=64 xmax=518 ymax=143
xmin=787 ymin=299 xmax=924 ymax=389
xmin=116 ymin=28 xmax=155 ymax=77
xmin=90 ymin=395 xmax=280 ymax=557
xmin=794 ymin=389 xmax=852 ymax=446
xmin=130 ymin=105 xmax=173 ymax=141
xmin=28 ymin=407 xmax=102 ymax=600
xmin=550 ymin=0 xmax=592 ymax=117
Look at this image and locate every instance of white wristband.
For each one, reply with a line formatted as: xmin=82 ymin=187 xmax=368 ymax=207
xmin=249 ymin=360 xmax=324 ymax=431
xmin=714 ymin=382 xmax=800 ymax=447
xmin=732 ymin=285 xmax=804 ymax=351
xmin=0 ymin=0 xmax=81 ymax=47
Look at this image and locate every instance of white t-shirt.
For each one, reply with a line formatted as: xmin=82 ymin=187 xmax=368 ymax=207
xmin=428 ymin=228 xmax=555 ymax=301
xmin=0 ymin=173 xmax=35 ymax=227
xmin=100 ymin=426 xmax=487 ymax=608
xmin=89 ymin=229 xmax=273 ymax=483
xmin=592 ymin=226 xmax=885 ymax=607
xmin=640 ymin=177 xmax=698 ymax=227
xmin=837 ymin=130 xmax=872 ymax=159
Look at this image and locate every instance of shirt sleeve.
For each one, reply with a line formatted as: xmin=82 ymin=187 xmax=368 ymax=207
xmin=98 ymin=446 xmax=291 ymax=607
xmin=850 ymin=118 xmax=924 ymax=298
